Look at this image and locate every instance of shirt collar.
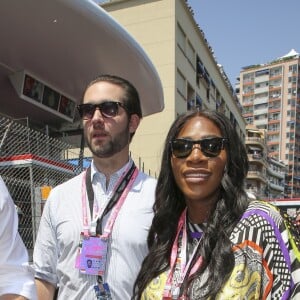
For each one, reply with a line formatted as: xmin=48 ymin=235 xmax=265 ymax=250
xmin=90 ymin=158 xmax=133 ymax=184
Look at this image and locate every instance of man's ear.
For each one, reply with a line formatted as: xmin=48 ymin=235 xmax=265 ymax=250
xmin=129 ymin=114 xmax=140 ymax=134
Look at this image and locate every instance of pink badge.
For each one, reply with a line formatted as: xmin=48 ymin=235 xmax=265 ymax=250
xmin=76 ymin=236 xmax=108 ymax=275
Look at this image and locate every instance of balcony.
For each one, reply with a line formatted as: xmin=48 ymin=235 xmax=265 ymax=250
xmin=243 ymin=91 xmax=254 ymax=97
xmin=243 ymin=112 xmax=253 ymax=118
xmin=246 ymin=137 xmax=265 ymax=147
xmin=269 ymin=182 xmax=284 ymax=192
xmin=268 ymin=167 xmax=285 ymax=179
xmin=269 ymin=85 xmax=281 ymax=92
xmin=268 ymin=107 xmax=281 ymax=113
xmin=254 ymin=97 xmax=268 ymax=105
xmin=255 ymin=86 xmax=269 ymax=94
xmin=254 ymin=118 xmax=268 ymax=126
xmin=268 ymin=119 xmax=280 ymax=125
xmin=247 ymin=170 xmax=267 ymax=183
xmin=269 ymin=74 xmax=282 ymax=80
xmin=254 ymin=74 xmax=269 ymax=83
xmin=255 ymin=107 xmax=268 ymax=115
xmin=248 ymin=154 xmax=267 ymax=167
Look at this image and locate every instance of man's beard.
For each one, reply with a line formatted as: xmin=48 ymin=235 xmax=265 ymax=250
xmin=85 ymin=125 xmax=130 ymax=158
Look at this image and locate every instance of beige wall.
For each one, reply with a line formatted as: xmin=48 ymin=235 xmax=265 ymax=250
xmin=104 ymin=0 xmax=176 ymax=176
xmin=103 ymin=0 xmax=246 ymax=176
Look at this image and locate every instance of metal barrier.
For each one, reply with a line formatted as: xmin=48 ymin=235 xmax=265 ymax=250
xmin=0 ymin=114 xmax=89 ymax=259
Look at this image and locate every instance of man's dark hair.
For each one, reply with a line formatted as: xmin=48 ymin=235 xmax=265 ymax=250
xmin=82 ymin=74 xmax=142 ymax=118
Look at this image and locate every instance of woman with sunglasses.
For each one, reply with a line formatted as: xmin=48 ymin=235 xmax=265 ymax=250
xmin=133 ymin=109 xmax=300 ymax=299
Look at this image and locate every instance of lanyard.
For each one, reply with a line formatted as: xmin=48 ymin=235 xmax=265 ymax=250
xmin=163 ymin=208 xmax=203 ymax=299
xmin=81 ymin=163 xmax=137 ymax=237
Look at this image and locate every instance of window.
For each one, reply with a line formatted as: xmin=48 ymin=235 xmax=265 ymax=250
xmin=269 ymin=79 xmax=282 ymax=87
xmin=245 ymin=117 xmax=253 ymax=124
xmin=270 ymin=66 xmax=282 ymax=77
xmin=268 ymin=124 xmax=279 ymax=131
xmin=288 ymin=76 xmax=297 ymax=83
xmin=186 ymin=40 xmax=194 ymax=64
xmin=288 ymin=99 xmax=296 ymax=106
xmin=187 ymin=83 xmax=195 ymax=111
xmin=177 ymin=23 xmax=186 ymax=53
xmin=289 ymin=64 xmax=297 ymax=73
xmin=287 ymin=121 xmax=295 ymax=129
xmin=269 ymin=112 xmax=280 ymax=120
xmin=255 ymin=82 xmax=269 ymax=89
xmin=176 ymin=69 xmax=185 ymax=98
xmin=243 ymin=85 xmax=254 ymax=94
xmin=196 ymin=94 xmax=202 ymax=109
xmin=255 ymin=69 xmax=269 ymax=77
xmin=288 ymin=88 xmax=297 ymax=95
xmin=243 ymin=72 xmax=254 ymax=82
xmin=287 ymin=110 xmax=295 ymax=117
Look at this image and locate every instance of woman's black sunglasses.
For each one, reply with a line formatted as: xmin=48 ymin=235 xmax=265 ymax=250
xmin=77 ymin=101 xmax=127 ymax=119
xmin=170 ymin=137 xmax=228 ymax=158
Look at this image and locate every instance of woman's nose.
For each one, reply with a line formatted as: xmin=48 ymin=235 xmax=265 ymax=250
xmin=187 ymin=145 xmax=206 ymax=161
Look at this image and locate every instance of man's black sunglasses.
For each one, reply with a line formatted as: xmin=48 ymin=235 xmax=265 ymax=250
xmin=77 ymin=101 xmax=127 ymax=119
xmin=170 ymin=137 xmax=228 ymax=158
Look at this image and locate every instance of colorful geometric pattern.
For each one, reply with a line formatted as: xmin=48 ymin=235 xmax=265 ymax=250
xmin=141 ymin=201 xmax=300 ymax=299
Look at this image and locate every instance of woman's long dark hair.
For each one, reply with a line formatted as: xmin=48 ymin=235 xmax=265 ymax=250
xmin=133 ymin=110 xmax=249 ymax=299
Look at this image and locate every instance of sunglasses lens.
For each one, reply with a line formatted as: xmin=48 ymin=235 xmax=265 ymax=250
xmin=200 ymin=138 xmax=223 ymax=157
xmin=78 ymin=104 xmax=95 ymax=119
xmin=77 ymin=102 xmax=121 ymax=119
xmin=100 ymin=102 xmax=119 ymax=118
xmin=171 ymin=138 xmax=226 ymax=158
xmin=171 ymin=140 xmax=193 ymax=158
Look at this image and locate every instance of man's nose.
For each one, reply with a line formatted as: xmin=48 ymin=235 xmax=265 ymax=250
xmin=91 ymin=107 xmax=104 ymax=120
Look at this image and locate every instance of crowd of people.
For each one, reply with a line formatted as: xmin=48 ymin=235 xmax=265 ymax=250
xmin=1 ymin=75 xmax=300 ymax=300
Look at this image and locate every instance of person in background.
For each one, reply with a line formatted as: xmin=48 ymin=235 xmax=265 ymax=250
xmin=133 ymin=109 xmax=300 ymax=299
xmin=0 ymin=176 xmax=37 ymax=300
xmin=33 ymin=75 xmax=157 ymax=299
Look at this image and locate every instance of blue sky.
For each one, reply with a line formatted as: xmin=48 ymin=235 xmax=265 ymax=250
xmin=187 ymin=0 xmax=300 ymax=85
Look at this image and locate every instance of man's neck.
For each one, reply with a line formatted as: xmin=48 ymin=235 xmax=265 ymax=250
xmin=93 ymin=155 xmax=129 ymax=184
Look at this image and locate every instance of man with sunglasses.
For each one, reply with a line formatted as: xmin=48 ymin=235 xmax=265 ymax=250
xmin=33 ymin=75 xmax=157 ymax=300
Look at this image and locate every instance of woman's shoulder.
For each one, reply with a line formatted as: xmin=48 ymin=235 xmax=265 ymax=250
xmin=241 ymin=199 xmax=289 ymax=227
xmin=246 ymin=199 xmax=281 ymax=215
xmin=237 ymin=200 xmax=299 ymax=243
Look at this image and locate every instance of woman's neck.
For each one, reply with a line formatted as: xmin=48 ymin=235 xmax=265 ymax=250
xmin=186 ymin=200 xmax=215 ymax=224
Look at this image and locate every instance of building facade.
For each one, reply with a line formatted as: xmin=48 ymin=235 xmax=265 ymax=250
xmin=267 ymin=156 xmax=286 ymax=199
xmin=245 ymin=125 xmax=268 ymax=199
xmin=237 ymin=49 xmax=300 ymax=198
xmin=101 ymin=0 xmax=246 ymax=176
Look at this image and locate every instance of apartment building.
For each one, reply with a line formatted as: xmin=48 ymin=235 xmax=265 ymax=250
xmin=245 ymin=125 xmax=267 ymax=198
xmin=101 ymin=0 xmax=246 ymax=176
xmin=267 ymin=157 xmax=286 ymax=199
xmin=237 ymin=49 xmax=300 ymax=198
xmin=244 ymin=124 xmax=286 ymax=199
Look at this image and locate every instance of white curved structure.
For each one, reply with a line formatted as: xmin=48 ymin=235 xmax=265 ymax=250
xmin=0 ymin=0 xmax=164 ymax=129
